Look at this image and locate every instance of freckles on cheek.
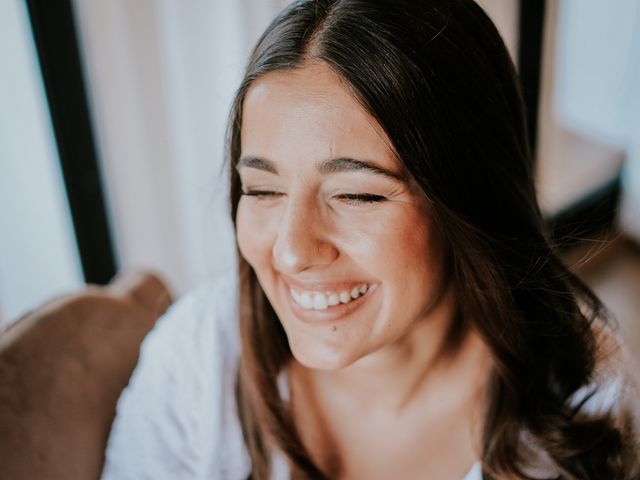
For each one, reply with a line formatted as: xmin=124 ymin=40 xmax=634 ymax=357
xmin=358 ymin=217 xmax=408 ymax=256
xmin=401 ymin=210 xmax=433 ymax=249
xmin=371 ymin=210 xmax=435 ymax=274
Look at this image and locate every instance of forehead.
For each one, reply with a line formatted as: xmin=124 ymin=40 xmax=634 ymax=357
xmin=240 ymin=62 xmax=397 ymax=168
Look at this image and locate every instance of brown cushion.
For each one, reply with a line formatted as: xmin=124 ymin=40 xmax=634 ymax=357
xmin=0 ymin=271 xmax=172 ymax=479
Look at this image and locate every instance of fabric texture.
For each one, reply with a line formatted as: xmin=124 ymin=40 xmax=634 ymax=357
xmin=101 ymin=277 xmax=250 ymax=480
xmin=101 ymin=277 xmax=629 ymax=480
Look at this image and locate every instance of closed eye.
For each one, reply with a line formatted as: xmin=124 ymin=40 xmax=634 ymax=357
xmin=241 ymin=190 xmax=283 ymax=198
xmin=336 ymin=193 xmax=387 ymax=205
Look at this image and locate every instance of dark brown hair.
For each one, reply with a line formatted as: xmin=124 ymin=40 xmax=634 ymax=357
xmin=228 ymin=1 xmax=638 ymax=478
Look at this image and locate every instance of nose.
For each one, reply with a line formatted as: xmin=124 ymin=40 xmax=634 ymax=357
xmin=272 ymin=197 xmax=339 ymax=274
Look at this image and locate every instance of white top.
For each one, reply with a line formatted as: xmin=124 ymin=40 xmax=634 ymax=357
xmin=101 ymin=277 xmax=628 ymax=480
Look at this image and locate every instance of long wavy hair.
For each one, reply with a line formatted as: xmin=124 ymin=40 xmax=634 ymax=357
xmin=228 ymin=1 xmax=637 ymax=478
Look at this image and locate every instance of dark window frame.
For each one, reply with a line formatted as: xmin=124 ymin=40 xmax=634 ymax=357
xmin=26 ymin=0 xmax=116 ymax=284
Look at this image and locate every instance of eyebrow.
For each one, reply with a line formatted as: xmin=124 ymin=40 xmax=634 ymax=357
xmin=237 ymin=156 xmax=278 ymax=173
xmin=237 ymin=155 xmax=405 ymax=182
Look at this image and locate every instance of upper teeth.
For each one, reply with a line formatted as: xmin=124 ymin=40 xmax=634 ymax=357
xmin=291 ymin=284 xmax=371 ymax=310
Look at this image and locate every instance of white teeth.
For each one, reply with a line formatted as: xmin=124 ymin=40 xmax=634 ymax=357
xmin=299 ymin=292 xmax=313 ymax=309
xmin=327 ymin=293 xmax=340 ymax=306
xmin=313 ymin=293 xmax=328 ymax=310
xmin=291 ymin=284 xmax=373 ymax=310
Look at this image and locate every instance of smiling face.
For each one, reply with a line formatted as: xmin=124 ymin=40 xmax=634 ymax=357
xmin=236 ymin=62 xmax=451 ymax=370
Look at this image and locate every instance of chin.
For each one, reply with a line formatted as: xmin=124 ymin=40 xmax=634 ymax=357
xmin=288 ymin=338 xmax=360 ymax=371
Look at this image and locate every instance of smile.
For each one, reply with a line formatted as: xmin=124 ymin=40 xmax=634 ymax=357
xmin=290 ymin=284 xmax=372 ymax=310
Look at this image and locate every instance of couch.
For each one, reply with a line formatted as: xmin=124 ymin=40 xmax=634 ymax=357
xmin=0 ymin=271 xmax=172 ymax=479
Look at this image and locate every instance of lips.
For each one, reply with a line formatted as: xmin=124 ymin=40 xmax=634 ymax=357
xmin=280 ymin=276 xmax=378 ymax=323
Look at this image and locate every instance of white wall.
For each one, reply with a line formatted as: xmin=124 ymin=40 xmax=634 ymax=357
xmin=535 ymin=0 xmax=640 ymax=223
xmin=72 ymin=0 xmax=283 ymax=296
xmin=557 ymin=0 xmax=639 ymax=238
xmin=0 ymin=0 xmax=84 ymax=326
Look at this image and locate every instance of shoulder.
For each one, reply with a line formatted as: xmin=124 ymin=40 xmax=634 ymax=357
xmin=146 ymin=274 xmax=239 ymax=358
xmin=590 ymin=325 xmax=640 ymax=443
xmin=521 ymin=325 xmax=640 ymax=477
xmin=124 ymin=275 xmax=240 ymax=389
xmin=101 ymin=273 xmax=250 ymax=480
xmin=568 ymin=324 xmax=640 ymax=419
xmin=564 ymin=325 xmax=640 ymax=466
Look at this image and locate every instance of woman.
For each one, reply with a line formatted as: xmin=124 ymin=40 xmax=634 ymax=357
xmin=102 ymin=0 xmax=639 ymax=478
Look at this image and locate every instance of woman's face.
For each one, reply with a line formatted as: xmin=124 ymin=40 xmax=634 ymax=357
xmin=236 ymin=62 xmax=449 ymax=370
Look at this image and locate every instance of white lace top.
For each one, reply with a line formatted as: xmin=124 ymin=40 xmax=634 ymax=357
xmin=100 ymin=276 xmax=631 ymax=480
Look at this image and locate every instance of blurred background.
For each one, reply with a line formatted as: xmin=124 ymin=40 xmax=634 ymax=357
xmin=1 ymin=0 xmax=639 ymax=357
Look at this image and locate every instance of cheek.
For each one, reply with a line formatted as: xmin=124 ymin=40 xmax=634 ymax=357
xmin=236 ymin=200 xmax=272 ymax=267
xmin=368 ymin=209 xmax=443 ymax=298
xmin=351 ymin=208 xmax=435 ymax=270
